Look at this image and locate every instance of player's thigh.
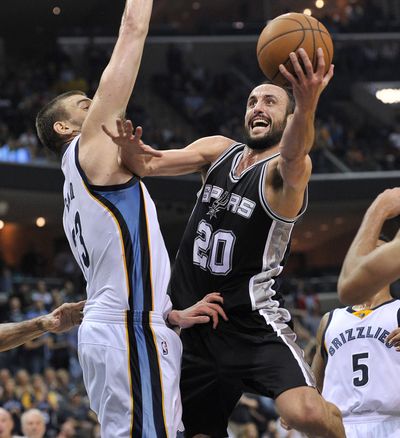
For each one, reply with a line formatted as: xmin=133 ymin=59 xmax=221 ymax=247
xmin=236 ymin=334 xmax=315 ymax=399
xmin=180 ymin=328 xmax=242 ymax=437
xmin=78 ymin=324 xmax=133 ymax=437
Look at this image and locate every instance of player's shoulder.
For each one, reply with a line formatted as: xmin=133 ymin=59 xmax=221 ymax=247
xmin=191 ymin=135 xmax=236 ymax=150
xmin=189 ymin=135 xmax=240 ymax=164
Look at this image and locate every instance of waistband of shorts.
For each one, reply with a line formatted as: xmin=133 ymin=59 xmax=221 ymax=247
xmin=83 ymin=309 xmax=166 ymax=325
xmin=343 ymin=414 xmax=400 ymax=424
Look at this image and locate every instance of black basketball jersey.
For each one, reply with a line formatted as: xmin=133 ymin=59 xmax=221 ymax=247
xmin=170 ymin=142 xmax=307 ymax=330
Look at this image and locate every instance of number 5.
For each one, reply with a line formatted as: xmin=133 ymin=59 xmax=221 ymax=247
xmin=352 ymin=352 xmax=369 ymax=387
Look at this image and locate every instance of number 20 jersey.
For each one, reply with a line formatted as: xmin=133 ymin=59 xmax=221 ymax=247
xmin=322 ymin=299 xmax=400 ymax=422
xmin=170 ymin=142 xmax=307 ymax=330
xmin=61 ymin=136 xmax=172 ymax=317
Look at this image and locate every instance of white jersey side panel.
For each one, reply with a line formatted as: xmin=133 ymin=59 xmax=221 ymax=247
xmin=61 ymin=136 xmax=171 ymax=316
xmin=322 ymin=299 xmax=400 ymax=422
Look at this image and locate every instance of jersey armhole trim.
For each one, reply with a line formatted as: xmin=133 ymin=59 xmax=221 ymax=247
xmin=74 ymin=138 xmax=139 ymax=192
xmin=204 ymin=142 xmax=244 ymax=181
xmin=321 ymin=310 xmax=334 ymax=361
xmin=259 ymin=162 xmax=309 ymax=224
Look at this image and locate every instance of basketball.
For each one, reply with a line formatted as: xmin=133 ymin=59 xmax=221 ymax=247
xmin=257 ymin=12 xmax=334 ymax=86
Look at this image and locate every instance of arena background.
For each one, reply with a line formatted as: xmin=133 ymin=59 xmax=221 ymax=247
xmin=0 ymin=0 xmax=399 ymax=436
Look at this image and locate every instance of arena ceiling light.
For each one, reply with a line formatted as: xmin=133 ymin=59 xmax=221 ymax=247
xmin=315 ymin=0 xmax=325 ymax=8
xmin=36 ymin=217 xmax=46 ymax=228
xmin=375 ymin=88 xmax=400 ymax=104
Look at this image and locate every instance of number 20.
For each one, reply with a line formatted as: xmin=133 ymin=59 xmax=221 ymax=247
xmin=193 ymin=220 xmax=235 ymax=275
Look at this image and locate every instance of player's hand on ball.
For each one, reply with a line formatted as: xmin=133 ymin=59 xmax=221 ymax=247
xmin=279 ymin=47 xmax=334 ymax=113
xmin=168 ymin=292 xmax=228 ymax=329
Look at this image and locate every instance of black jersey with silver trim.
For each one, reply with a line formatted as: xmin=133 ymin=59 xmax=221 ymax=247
xmin=170 ymin=143 xmax=307 ymax=329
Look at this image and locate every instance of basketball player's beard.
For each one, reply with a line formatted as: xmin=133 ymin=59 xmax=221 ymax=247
xmin=244 ymin=118 xmax=287 ymax=151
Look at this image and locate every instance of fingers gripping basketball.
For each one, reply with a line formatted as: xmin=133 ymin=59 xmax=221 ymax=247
xmin=257 ymin=12 xmax=334 ymax=86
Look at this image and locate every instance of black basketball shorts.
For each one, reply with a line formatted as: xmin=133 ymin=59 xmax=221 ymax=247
xmin=180 ymin=321 xmax=315 ymax=438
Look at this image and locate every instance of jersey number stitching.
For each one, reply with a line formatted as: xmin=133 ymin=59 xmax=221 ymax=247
xmin=71 ymin=211 xmax=90 ymax=269
xmin=352 ymin=352 xmax=369 ymax=387
xmin=193 ymin=220 xmax=236 ymax=275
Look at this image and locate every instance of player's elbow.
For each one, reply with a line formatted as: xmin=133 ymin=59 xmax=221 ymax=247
xmin=120 ymin=20 xmax=149 ymax=38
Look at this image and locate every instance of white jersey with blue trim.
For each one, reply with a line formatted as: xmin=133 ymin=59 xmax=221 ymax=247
xmin=61 ymin=136 xmax=172 ymax=318
xmin=322 ymin=299 xmax=400 ymax=423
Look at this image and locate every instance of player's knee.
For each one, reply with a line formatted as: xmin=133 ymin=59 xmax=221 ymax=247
xmin=284 ymin=398 xmax=326 ymax=430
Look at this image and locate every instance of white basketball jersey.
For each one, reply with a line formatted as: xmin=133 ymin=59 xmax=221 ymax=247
xmin=61 ymin=136 xmax=172 ymax=318
xmin=322 ymin=299 xmax=400 ymax=423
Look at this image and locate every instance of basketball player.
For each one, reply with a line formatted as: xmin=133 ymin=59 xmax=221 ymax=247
xmin=338 ymin=188 xmax=400 ymax=304
xmin=103 ymin=48 xmax=345 ymax=437
xmin=0 ymin=301 xmax=83 ymax=352
xmin=35 ymin=1 xmax=227 ymax=437
xmin=312 ymin=237 xmax=400 ymax=438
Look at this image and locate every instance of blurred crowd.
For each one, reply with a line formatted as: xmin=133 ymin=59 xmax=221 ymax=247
xmin=0 ymin=265 xmax=97 ymax=437
xmin=1 ymin=34 xmax=400 ymax=173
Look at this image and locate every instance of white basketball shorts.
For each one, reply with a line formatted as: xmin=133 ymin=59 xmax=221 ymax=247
xmin=78 ymin=310 xmax=183 ymax=438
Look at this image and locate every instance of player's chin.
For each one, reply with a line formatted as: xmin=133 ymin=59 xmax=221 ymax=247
xmin=250 ymin=126 xmax=271 ymax=138
xmin=249 ymin=131 xmax=269 ymax=142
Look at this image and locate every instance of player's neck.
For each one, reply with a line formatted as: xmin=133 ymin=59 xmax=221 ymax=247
xmin=355 ymin=289 xmax=392 ymax=310
xmin=241 ymin=144 xmax=279 ymax=167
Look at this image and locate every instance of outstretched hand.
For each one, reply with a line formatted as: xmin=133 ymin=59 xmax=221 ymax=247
xmin=102 ymin=118 xmax=163 ymax=158
xmin=168 ymin=292 xmax=228 ymax=329
xmin=279 ymin=47 xmax=334 ymax=112
xmin=41 ymin=301 xmax=85 ymax=333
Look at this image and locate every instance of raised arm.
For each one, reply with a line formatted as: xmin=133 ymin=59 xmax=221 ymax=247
xmin=278 ymin=48 xmax=334 ymax=190
xmin=79 ymin=0 xmax=153 ymax=183
xmin=338 ymin=188 xmax=400 ymax=304
xmin=264 ymin=48 xmax=334 ymax=219
xmin=0 ymin=301 xmax=84 ymax=352
xmin=311 ymin=312 xmax=330 ymax=393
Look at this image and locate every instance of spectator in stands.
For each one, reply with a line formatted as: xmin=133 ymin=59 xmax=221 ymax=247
xmin=31 ymin=282 xmax=52 ymax=311
xmin=56 ymin=419 xmax=76 ymax=438
xmin=0 ymin=379 xmax=23 ymax=427
xmin=0 ymin=407 xmax=23 ymax=438
xmin=20 ymin=409 xmax=46 ymax=438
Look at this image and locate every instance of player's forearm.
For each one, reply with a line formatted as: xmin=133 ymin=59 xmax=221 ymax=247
xmin=338 ymin=198 xmax=400 ymax=304
xmin=0 ymin=317 xmax=47 ymax=352
xmin=87 ymin=0 xmax=153 ymax=124
xmin=121 ymin=0 xmax=153 ymax=34
xmin=280 ymin=108 xmax=315 ymax=161
xmin=338 ymin=201 xmax=389 ymax=303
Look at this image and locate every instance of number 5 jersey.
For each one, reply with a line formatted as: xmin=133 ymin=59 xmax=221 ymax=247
xmin=170 ymin=142 xmax=307 ymax=332
xmin=322 ymin=299 xmax=400 ymax=423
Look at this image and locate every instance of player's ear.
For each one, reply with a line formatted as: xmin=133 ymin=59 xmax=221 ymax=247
xmin=54 ymin=121 xmax=72 ymax=135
